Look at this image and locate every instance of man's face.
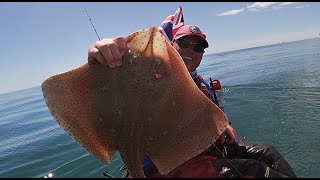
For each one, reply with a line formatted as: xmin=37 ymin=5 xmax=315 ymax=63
xmin=172 ymin=35 xmax=206 ymax=73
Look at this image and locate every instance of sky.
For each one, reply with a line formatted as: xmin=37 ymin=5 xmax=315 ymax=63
xmin=0 ymin=2 xmax=319 ymax=94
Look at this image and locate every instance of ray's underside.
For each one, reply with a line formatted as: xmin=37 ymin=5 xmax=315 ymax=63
xmin=41 ymin=26 xmax=229 ymax=178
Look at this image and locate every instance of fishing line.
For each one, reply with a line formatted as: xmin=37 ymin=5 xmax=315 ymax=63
xmin=212 ymin=143 xmax=244 ymax=177
xmin=83 ymin=6 xmax=101 ymax=41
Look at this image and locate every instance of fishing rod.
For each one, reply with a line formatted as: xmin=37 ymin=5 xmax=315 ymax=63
xmin=209 ymin=77 xmax=221 ymax=108
xmin=84 ymin=6 xmax=101 ymax=41
xmin=208 ymin=77 xmax=244 ymax=176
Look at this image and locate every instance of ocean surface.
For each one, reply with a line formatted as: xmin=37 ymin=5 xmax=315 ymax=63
xmin=1 ymin=38 xmax=319 ymax=178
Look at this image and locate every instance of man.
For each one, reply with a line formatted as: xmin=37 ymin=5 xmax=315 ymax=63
xmin=88 ymin=25 xmax=297 ymax=178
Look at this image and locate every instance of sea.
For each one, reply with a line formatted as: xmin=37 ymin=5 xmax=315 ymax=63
xmin=1 ymin=38 xmax=319 ymax=178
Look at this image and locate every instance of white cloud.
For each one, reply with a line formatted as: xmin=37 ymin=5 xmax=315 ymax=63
xmin=295 ymin=4 xmax=311 ymax=9
xmin=272 ymin=6 xmax=284 ymax=11
xmin=280 ymin=2 xmax=301 ymax=6
xmin=246 ymin=2 xmax=279 ymax=10
xmin=217 ymin=8 xmax=244 ymax=16
xmin=217 ymin=2 xmax=305 ymax=16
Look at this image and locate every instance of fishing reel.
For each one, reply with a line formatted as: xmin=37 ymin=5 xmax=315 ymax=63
xmin=209 ymin=78 xmax=222 ymax=91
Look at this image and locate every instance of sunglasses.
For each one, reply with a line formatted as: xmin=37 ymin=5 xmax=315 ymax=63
xmin=175 ymin=39 xmax=206 ymax=53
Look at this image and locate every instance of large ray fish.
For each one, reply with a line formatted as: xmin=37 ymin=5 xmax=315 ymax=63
xmin=41 ymin=26 xmax=229 ymax=178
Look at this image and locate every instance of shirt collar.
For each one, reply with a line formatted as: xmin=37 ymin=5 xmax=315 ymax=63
xmin=190 ymin=69 xmax=197 ymax=79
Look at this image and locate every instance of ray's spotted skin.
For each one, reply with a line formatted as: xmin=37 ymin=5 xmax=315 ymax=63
xmin=41 ymin=26 xmax=229 ymax=178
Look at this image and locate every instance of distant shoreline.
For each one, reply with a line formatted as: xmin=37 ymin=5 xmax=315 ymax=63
xmin=209 ymin=37 xmax=320 ymax=56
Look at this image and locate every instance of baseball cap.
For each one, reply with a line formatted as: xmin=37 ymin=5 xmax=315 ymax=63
xmin=173 ymin=25 xmax=209 ymax=48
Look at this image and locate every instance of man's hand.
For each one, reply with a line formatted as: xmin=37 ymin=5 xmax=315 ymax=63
xmin=216 ymin=124 xmax=236 ymax=145
xmin=88 ymin=36 xmax=127 ymax=68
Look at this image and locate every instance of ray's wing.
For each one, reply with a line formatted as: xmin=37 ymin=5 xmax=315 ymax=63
xmin=125 ymin=26 xmax=229 ymax=175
